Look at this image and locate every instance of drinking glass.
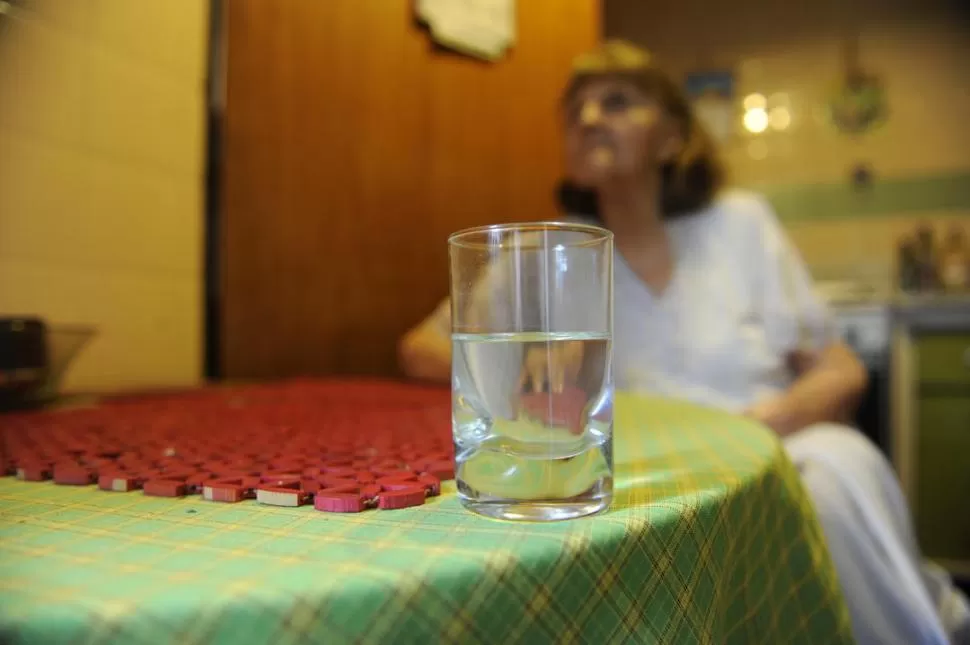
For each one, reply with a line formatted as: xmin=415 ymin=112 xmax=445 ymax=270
xmin=449 ymin=222 xmax=614 ymax=521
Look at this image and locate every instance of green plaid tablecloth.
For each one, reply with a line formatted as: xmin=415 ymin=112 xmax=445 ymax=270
xmin=0 ymin=393 xmax=853 ymax=644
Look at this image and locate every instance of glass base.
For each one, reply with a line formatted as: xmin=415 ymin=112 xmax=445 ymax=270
xmin=458 ymin=495 xmax=611 ymax=522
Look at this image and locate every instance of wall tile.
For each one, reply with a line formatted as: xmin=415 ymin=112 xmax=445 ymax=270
xmin=19 ymin=0 xmax=92 ymax=36
xmin=0 ymin=127 xmax=201 ymax=279
xmin=88 ymin=0 xmax=208 ymax=80
xmin=0 ymin=11 xmax=86 ymax=148
xmin=77 ymin=38 xmax=203 ymax=174
xmin=789 ymin=213 xmax=969 ymax=281
xmin=0 ymin=258 xmax=201 ymax=391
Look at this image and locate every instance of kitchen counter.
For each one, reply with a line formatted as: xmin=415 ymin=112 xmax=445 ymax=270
xmin=824 ymin=290 xmax=970 ymax=336
xmin=890 ymin=294 xmax=970 ymax=329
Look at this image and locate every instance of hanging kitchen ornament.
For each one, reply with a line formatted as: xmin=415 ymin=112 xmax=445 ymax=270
xmin=826 ymin=27 xmax=888 ymax=135
xmin=416 ymin=0 xmax=516 ymax=62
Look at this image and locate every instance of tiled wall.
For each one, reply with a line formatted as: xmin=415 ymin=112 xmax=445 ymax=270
xmin=605 ymin=0 xmax=970 ymax=281
xmin=0 ymin=1 xmax=207 ymax=392
xmin=785 ymin=213 xmax=964 ymax=283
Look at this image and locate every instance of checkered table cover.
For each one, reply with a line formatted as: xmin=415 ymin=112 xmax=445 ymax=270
xmin=0 ymin=392 xmax=853 ymax=644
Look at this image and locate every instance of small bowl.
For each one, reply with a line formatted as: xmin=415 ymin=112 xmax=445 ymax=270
xmin=38 ymin=324 xmax=98 ymax=402
xmin=0 ymin=322 xmax=96 ymax=411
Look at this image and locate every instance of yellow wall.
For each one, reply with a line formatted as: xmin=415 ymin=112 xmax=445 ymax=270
xmin=0 ymin=1 xmax=207 ymax=392
xmin=605 ymin=0 xmax=970 ymax=279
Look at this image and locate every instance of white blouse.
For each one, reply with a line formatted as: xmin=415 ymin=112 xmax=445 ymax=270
xmin=431 ymin=190 xmax=837 ymax=413
xmin=606 ymin=190 xmax=836 ymax=412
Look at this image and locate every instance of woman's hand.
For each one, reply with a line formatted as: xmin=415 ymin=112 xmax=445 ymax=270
xmin=747 ymin=342 xmax=867 ymax=437
xmin=517 ymin=340 xmax=587 ymax=434
xmin=398 ymin=321 xmax=451 ymax=384
xmin=744 ymin=396 xmax=800 ymax=437
xmin=518 ymin=340 xmax=585 ymax=394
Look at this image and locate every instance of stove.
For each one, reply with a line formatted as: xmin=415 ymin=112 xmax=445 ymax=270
xmin=830 ymin=301 xmax=892 ymax=458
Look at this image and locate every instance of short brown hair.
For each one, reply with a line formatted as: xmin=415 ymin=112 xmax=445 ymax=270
xmin=558 ymin=41 xmax=724 ymax=219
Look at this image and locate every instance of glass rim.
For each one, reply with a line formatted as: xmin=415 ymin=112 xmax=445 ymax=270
xmin=448 ymin=221 xmax=612 ymax=250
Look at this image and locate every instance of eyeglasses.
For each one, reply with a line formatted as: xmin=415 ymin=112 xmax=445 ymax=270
xmin=565 ymin=89 xmax=641 ymax=125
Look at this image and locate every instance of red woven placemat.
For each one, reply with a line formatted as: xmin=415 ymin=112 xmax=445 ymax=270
xmin=0 ymin=379 xmax=453 ymax=512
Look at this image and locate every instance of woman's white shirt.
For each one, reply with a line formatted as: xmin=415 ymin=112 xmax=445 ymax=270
xmin=428 ymin=190 xmax=837 ymax=413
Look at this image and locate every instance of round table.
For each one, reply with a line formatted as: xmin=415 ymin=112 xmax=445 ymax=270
xmin=0 ymin=382 xmax=853 ymax=644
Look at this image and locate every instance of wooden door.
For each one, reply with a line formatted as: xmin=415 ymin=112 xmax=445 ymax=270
xmin=221 ymin=0 xmax=600 ymax=379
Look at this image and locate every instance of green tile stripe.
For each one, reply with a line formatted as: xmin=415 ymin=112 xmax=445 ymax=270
xmin=750 ymin=170 xmax=970 ymax=222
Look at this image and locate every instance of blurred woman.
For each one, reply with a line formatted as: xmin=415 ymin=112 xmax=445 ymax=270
xmin=399 ymin=41 xmax=968 ymax=645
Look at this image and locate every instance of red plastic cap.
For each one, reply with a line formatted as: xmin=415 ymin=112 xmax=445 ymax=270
xmin=203 ymin=483 xmax=246 ymax=503
xmin=16 ymin=464 xmax=52 ymax=482
xmin=318 ymin=484 xmax=360 ymax=495
xmin=144 ymin=479 xmax=188 ymax=497
xmin=417 ymin=474 xmax=441 ymax=497
xmin=300 ymin=478 xmax=323 ymax=494
xmin=185 ymin=472 xmax=215 ymax=492
xmin=360 ymin=484 xmax=382 ymax=502
xmin=318 ymin=475 xmax=359 ymax=489
xmin=424 ymin=461 xmax=454 ymax=481
xmin=376 ymin=473 xmax=417 ymax=488
xmin=314 ymin=493 xmax=364 ymax=513
xmin=377 ymin=486 xmax=426 ymax=510
xmin=98 ymin=474 xmax=139 ymax=492
xmin=53 ymin=465 xmax=95 ymax=486
xmin=256 ymin=486 xmax=308 ymax=507
xmin=321 ymin=465 xmax=357 ymax=478
xmin=355 ymin=471 xmax=376 ymax=484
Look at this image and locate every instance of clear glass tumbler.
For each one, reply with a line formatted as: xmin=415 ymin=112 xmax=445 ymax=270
xmin=449 ymin=222 xmax=614 ymax=521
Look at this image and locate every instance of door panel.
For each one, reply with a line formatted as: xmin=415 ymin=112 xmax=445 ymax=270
xmin=222 ymin=0 xmax=600 ymax=378
xmin=917 ymin=333 xmax=970 ymax=385
xmin=916 ymin=394 xmax=970 ymax=561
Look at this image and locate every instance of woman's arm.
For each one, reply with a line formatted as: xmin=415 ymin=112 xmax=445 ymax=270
xmin=740 ymin=194 xmax=868 ymax=436
xmin=747 ymin=341 xmax=868 ymax=436
xmin=400 ymin=250 xmax=516 ymax=384
xmin=398 ymin=305 xmax=451 ymax=384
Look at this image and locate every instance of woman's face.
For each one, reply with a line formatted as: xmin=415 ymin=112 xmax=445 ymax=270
xmin=563 ymin=78 xmax=682 ymax=188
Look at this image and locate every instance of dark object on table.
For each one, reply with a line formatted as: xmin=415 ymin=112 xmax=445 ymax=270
xmin=0 ymin=318 xmax=95 ymax=411
xmin=0 ymin=317 xmax=49 ymax=411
